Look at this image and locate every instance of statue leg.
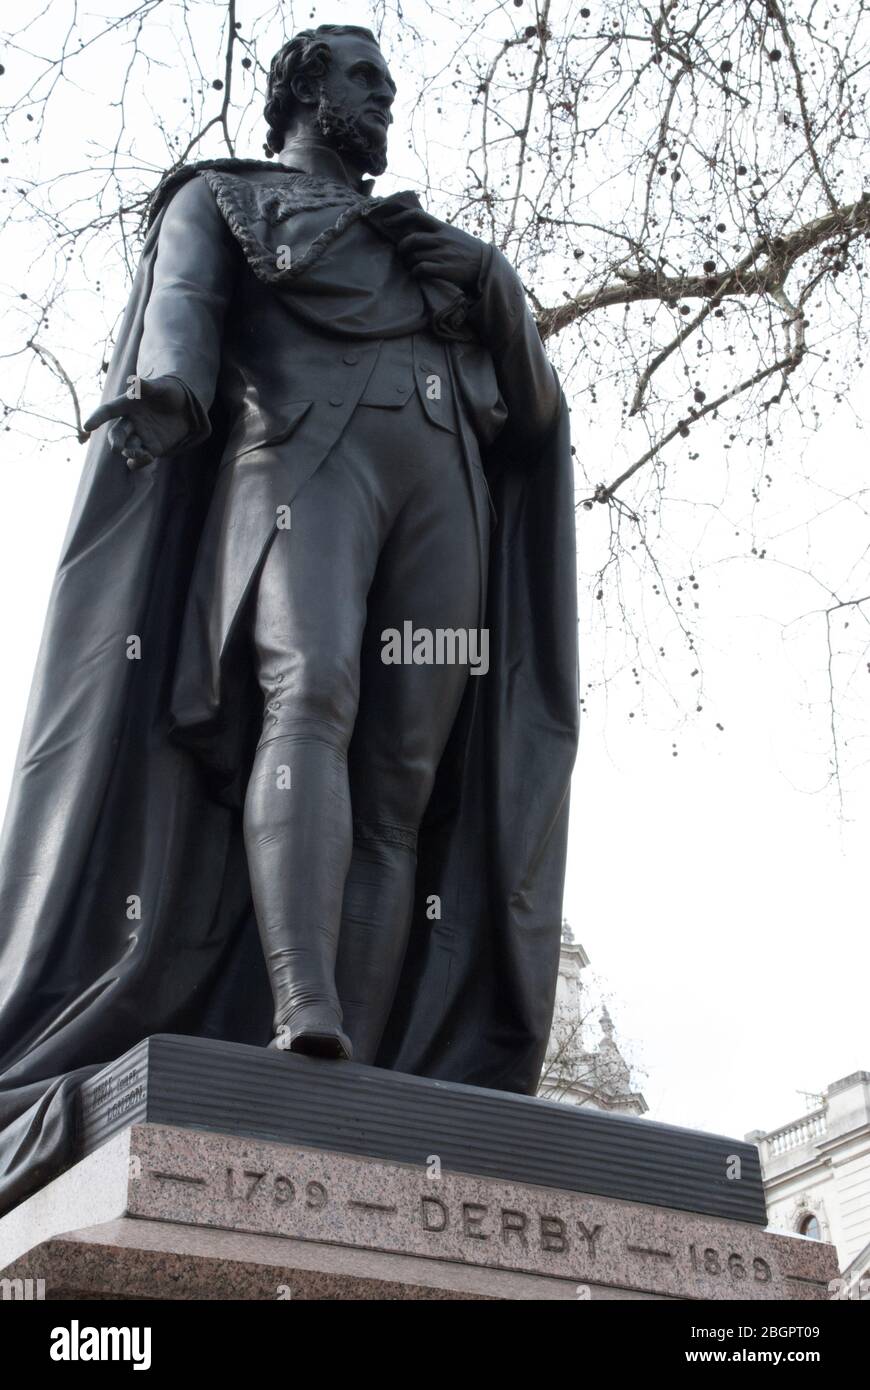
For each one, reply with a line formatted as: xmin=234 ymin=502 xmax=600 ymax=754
xmin=335 ymin=434 xmax=488 ymax=1064
xmin=243 ymin=438 xmax=387 ymax=1060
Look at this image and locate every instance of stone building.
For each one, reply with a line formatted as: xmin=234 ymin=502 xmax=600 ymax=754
xmin=748 ymin=1070 xmax=870 ymax=1299
xmin=539 ymin=922 xmax=646 ymax=1114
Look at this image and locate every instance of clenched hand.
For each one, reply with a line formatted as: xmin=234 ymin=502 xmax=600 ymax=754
xmin=379 ymin=206 xmax=484 ymax=293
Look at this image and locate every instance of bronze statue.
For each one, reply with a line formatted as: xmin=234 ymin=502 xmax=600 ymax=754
xmin=0 ymin=25 xmax=578 ymax=1215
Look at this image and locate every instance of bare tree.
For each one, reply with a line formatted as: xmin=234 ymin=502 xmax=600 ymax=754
xmin=540 ymin=1007 xmax=647 ymax=1110
xmin=2 ymin=0 xmax=869 ymax=800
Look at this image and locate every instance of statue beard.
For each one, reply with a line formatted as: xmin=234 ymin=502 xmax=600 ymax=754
xmin=314 ymin=93 xmax=388 ymax=178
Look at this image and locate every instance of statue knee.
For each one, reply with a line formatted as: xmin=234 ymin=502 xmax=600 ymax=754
xmin=260 ymin=649 xmax=359 ymax=748
xmin=355 ymin=754 xmax=439 ymax=839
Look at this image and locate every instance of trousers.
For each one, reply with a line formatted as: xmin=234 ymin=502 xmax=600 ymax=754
xmin=242 ymin=390 xmax=488 ymax=1063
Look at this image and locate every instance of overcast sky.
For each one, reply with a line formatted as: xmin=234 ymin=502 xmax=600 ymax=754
xmin=0 ymin=0 xmax=866 ymax=1145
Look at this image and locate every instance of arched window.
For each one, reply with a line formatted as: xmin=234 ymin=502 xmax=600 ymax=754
xmin=798 ymin=1213 xmax=821 ymax=1240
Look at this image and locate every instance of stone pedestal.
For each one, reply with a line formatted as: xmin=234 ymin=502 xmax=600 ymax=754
xmin=0 ymin=1036 xmax=838 ymax=1300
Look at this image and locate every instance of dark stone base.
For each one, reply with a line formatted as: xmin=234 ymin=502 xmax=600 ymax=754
xmin=74 ymin=1033 xmax=766 ymax=1224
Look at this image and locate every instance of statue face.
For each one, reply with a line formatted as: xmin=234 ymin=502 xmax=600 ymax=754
xmin=311 ymin=34 xmax=396 ymax=176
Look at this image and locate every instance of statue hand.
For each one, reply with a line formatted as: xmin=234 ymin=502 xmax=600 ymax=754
xmin=84 ymin=375 xmax=193 ymax=471
xmin=381 ymin=207 xmax=484 ymax=293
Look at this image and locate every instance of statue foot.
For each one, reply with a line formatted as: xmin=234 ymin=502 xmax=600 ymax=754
xmin=269 ymin=1006 xmax=353 ymax=1061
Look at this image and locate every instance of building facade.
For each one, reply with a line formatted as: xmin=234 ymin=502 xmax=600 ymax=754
xmin=749 ymin=1070 xmax=870 ymax=1299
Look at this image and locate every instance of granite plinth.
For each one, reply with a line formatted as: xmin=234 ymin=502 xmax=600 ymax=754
xmin=0 ymin=1122 xmax=837 ymax=1301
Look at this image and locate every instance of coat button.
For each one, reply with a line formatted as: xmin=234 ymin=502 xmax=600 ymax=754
xmin=342 ymin=352 xmax=359 ymax=365
xmin=395 ymin=383 xmax=407 ymax=394
xmin=329 ymin=395 xmax=344 ymax=407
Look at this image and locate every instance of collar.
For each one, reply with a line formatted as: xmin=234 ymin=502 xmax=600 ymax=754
xmin=277 ymin=138 xmax=375 ymax=197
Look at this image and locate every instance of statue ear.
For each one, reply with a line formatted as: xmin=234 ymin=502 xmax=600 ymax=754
xmin=290 ymin=74 xmax=319 ymax=107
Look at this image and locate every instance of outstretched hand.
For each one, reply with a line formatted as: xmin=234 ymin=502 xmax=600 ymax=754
xmin=84 ymin=375 xmax=192 ymax=470
xmin=378 ymin=206 xmax=484 ymax=293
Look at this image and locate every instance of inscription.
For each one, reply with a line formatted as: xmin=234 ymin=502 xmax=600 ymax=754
xmin=223 ymin=1166 xmax=328 ymax=1208
xmin=418 ymin=1197 xmax=603 ymax=1257
xmin=127 ymin=1141 xmax=808 ymax=1298
xmin=105 ymin=1084 xmax=145 ymax=1122
xmin=688 ymin=1243 xmax=772 ymax=1283
xmin=81 ymin=1065 xmax=143 ymax=1118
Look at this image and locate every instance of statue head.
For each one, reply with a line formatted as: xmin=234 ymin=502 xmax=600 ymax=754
xmin=264 ymin=25 xmax=395 ymax=177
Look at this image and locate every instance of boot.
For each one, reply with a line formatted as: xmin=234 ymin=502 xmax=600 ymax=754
xmin=269 ymin=1004 xmax=353 ymax=1060
xmin=244 ymin=735 xmax=354 ymax=1062
xmin=334 ymin=831 xmax=418 ymax=1064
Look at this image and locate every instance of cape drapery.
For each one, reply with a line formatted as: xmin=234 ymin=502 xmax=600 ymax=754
xmin=0 ymin=161 xmax=579 ymax=1217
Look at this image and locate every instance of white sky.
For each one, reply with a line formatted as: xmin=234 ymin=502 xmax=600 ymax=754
xmin=0 ymin=0 xmax=866 ymax=1144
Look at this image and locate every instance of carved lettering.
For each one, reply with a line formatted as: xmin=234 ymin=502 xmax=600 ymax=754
xmin=540 ymin=1214 xmax=567 ymax=1253
xmin=462 ymin=1202 xmax=489 ymax=1239
xmin=500 ymin=1208 xmax=528 ymax=1247
xmin=421 ymin=1195 xmax=448 ymax=1231
xmin=577 ymin=1221 xmax=603 ymax=1258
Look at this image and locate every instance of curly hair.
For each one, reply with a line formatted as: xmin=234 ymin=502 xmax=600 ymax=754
xmin=264 ymin=25 xmax=379 ymax=156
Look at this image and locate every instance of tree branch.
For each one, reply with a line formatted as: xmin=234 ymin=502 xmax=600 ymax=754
xmin=585 ymin=350 xmax=803 ymax=505
xmin=536 ymin=195 xmax=870 ymax=340
xmin=28 ymin=341 xmax=89 ymax=443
